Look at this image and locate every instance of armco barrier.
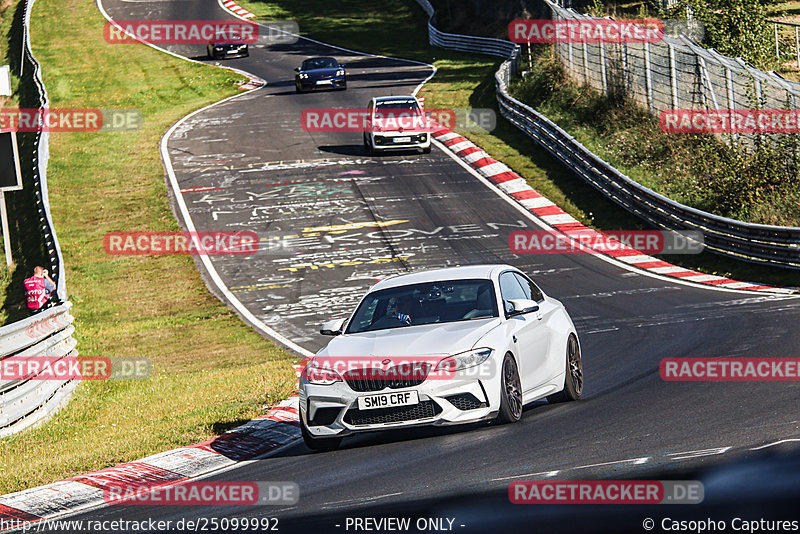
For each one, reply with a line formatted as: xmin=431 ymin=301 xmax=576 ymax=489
xmin=415 ymin=0 xmax=800 ymax=270
xmin=0 ymin=0 xmax=77 ymax=438
xmin=0 ymin=303 xmax=78 ymax=437
xmin=21 ymin=0 xmax=67 ymax=301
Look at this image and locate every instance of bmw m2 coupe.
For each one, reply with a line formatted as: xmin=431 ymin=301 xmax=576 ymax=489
xmin=299 ymin=264 xmax=583 ymax=451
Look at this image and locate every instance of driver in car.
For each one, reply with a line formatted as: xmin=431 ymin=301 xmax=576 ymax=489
xmin=372 ymin=295 xmax=414 ymax=329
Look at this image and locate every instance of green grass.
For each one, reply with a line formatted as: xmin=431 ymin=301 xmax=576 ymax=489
xmin=0 ymin=0 xmax=297 ymax=493
xmin=234 ymin=0 xmax=800 ymax=288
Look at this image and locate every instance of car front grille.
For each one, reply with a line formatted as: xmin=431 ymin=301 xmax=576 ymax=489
xmin=444 ymin=393 xmax=486 ymax=411
xmin=343 ymin=400 xmax=441 ymax=426
xmin=343 ymin=364 xmax=430 ymax=392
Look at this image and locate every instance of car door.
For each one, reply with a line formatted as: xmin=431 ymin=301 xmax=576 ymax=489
xmin=499 ymin=271 xmax=550 ymax=393
xmin=513 ymin=272 xmax=561 ymax=382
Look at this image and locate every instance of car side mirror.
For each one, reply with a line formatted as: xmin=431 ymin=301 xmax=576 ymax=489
xmin=320 ymin=317 xmax=346 ymax=336
xmin=294 ymin=67 xmax=300 ymax=72
xmin=507 ymin=299 xmax=539 ymax=317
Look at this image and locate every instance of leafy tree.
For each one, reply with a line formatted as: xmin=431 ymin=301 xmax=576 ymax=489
xmin=663 ymin=0 xmax=775 ymax=70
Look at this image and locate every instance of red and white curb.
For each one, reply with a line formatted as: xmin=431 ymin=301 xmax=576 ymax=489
xmin=0 ymin=368 xmax=303 ymax=529
xmin=430 ymin=126 xmax=796 ymax=296
xmin=228 ymin=67 xmax=266 ymax=91
xmin=221 ymin=0 xmax=255 ymax=19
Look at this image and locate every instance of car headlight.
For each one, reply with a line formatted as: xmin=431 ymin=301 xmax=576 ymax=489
xmin=304 ymin=361 xmax=341 ymax=385
xmin=299 ymin=73 xmax=309 ymax=79
xmin=419 ymin=134 xmax=427 ymax=141
xmin=437 ymin=348 xmax=493 ymax=372
xmin=336 ymin=69 xmax=345 ymax=76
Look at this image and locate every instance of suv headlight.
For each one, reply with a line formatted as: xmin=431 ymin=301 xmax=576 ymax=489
xmin=437 ymin=348 xmax=493 ymax=372
xmin=304 ymin=361 xmax=341 ymax=385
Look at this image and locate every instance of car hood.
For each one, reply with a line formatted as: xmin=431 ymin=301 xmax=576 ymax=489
xmin=302 ymin=67 xmax=341 ymax=77
xmin=319 ymin=318 xmax=502 ymax=358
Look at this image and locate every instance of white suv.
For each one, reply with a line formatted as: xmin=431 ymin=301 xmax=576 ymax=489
xmin=363 ymin=96 xmax=432 ymax=155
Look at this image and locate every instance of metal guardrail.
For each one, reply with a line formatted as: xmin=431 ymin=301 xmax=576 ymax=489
xmin=0 ymin=303 xmax=78 ymax=437
xmin=0 ymin=0 xmax=78 ymax=437
xmin=21 ymin=0 xmax=67 ymax=301
xmin=414 ymin=0 xmax=800 ymax=269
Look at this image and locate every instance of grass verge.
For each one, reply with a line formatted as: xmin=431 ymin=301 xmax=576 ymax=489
xmin=0 ymin=0 xmax=297 ymax=493
xmin=237 ymin=0 xmax=799 ymax=287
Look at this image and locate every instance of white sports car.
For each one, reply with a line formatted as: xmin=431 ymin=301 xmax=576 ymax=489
xmin=299 ymin=264 xmax=583 ymax=451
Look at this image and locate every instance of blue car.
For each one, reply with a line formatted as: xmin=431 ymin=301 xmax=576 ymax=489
xmin=295 ymin=57 xmax=347 ymax=93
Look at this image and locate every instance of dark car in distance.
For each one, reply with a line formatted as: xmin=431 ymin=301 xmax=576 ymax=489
xmin=295 ymin=57 xmax=347 ymax=92
xmin=207 ymin=42 xmax=249 ymax=59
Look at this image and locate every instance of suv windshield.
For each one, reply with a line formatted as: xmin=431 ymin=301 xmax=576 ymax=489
xmin=302 ymin=57 xmax=338 ymax=70
xmin=345 ymin=279 xmax=498 ymax=334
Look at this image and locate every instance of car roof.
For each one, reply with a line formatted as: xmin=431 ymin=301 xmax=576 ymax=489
xmin=303 ymin=56 xmax=337 ymax=63
xmin=369 ymin=264 xmax=516 ymax=292
xmin=372 ymin=95 xmax=417 ymax=104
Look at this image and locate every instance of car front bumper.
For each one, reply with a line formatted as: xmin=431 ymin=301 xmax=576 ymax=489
xmin=297 ymin=76 xmax=346 ymax=90
xmin=212 ymin=48 xmax=248 ymax=58
xmin=369 ymin=132 xmax=431 ymax=150
xmin=300 ymin=376 xmax=497 ymax=438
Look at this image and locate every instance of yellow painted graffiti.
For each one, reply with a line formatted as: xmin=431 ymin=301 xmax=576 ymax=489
xmin=229 ymin=283 xmax=293 ymax=293
xmin=278 ymin=256 xmax=412 ymax=273
xmin=302 ymin=220 xmax=408 ymax=235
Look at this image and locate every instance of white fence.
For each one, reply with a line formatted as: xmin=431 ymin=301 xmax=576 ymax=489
xmin=769 ymin=19 xmax=800 ymax=70
xmin=548 ymin=1 xmax=800 ymax=123
xmin=414 ymin=0 xmax=800 ymax=269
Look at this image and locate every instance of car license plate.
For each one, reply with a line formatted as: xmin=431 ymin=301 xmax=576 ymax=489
xmin=226 ymin=50 xmax=238 ymax=54
xmin=393 ymin=137 xmax=411 ymax=143
xmin=316 ymin=80 xmax=332 ymax=85
xmin=357 ymin=391 xmax=419 ymax=411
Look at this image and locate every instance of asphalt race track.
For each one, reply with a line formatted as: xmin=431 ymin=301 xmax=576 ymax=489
xmin=56 ymin=0 xmax=800 ymax=531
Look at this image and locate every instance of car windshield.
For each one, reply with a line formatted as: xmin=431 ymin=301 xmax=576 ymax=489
xmin=375 ymin=101 xmax=418 ymax=114
xmin=345 ymin=279 xmax=499 ymax=334
xmin=302 ymin=58 xmax=338 ymax=70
